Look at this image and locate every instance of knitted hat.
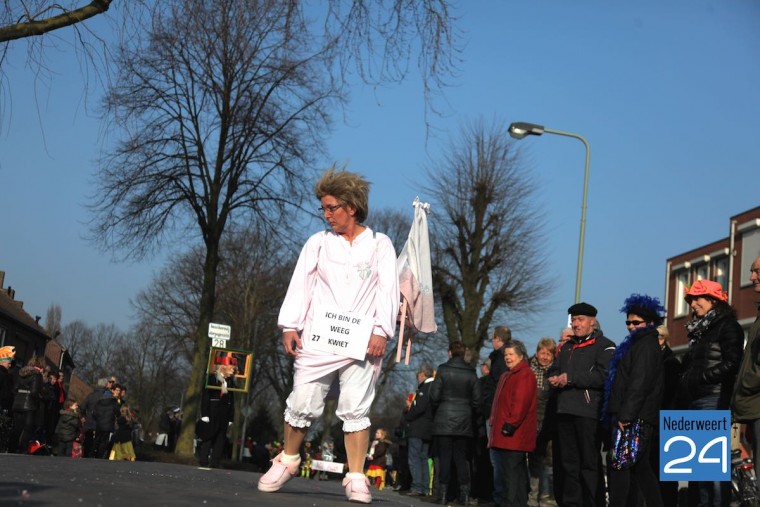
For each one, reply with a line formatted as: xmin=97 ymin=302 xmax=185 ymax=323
xmin=0 ymin=346 xmax=16 ymax=363
xmin=619 ymin=293 xmax=665 ymax=325
xmin=684 ymin=279 xmax=727 ymax=302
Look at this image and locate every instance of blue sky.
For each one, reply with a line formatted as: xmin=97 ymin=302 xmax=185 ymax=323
xmin=1 ymin=1 xmax=758 ymax=355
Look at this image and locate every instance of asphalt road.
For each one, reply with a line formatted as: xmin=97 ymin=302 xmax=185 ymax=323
xmin=0 ymin=454 xmax=429 ymax=507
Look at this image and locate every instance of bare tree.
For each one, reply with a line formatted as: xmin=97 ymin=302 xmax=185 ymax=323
xmin=44 ymin=303 xmax=62 ymax=337
xmin=366 ymin=207 xmax=413 ymax=254
xmin=110 ymin=324 xmax=190 ymax=433
xmin=58 ymin=320 xmax=122 ymax=384
xmin=425 ymin=119 xmax=549 ymax=356
xmin=131 ymin=250 xmax=205 ymax=365
xmin=58 ymin=319 xmax=91 ymax=369
xmin=89 ymin=0 xmax=458 ymax=457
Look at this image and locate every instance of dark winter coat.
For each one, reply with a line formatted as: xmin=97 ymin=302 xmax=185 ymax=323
xmin=529 ymin=355 xmax=553 ymax=431
xmin=607 ymin=327 xmax=663 ymax=425
xmin=54 ymin=409 xmax=81 ymax=443
xmin=199 ymin=375 xmax=235 ymax=440
xmin=488 ymin=360 xmax=537 ymax=452
xmin=680 ymin=311 xmax=743 ymax=409
xmin=660 ymin=345 xmax=682 ymax=410
xmin=404 ymin=377 xmax=434 ymax=439
xmin=481 ymin=345 xmax=507 ymax=418
xmin=0 ymin=366 xmax=14 ymax=413
xmin=81 ymin=388 xmax=109 ymax=431
xmin=93 ymin=395 xmax=120 ymax=432
xmin=548 ymin=329 xmax=616 ymax=420
xmin=114 ymin=413 xmax=133 ymax=444
xmin=430 ymin=356 xmax=481 ymax=437
xmin=732 ymin=306 xmax=760 ymax=422
xmin=12 ymin=366 xmax=42 ymax=413
xmin=369 ymin=439 xmax=391 ymax=468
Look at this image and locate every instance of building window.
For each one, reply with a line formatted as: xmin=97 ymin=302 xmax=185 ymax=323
xmin=694 ymin=263 xmax=708 ymax=282
xmin=741 ymin=226 xmax=760 ymax=286
xmin=675 ymin=270 xmax=690 ymax=317
xmin=714 ymin=257 xmax=729 ymax=290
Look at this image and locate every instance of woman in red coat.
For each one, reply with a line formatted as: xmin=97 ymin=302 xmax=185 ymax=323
xmin=489 ymin=340 xmax=538 ymax=507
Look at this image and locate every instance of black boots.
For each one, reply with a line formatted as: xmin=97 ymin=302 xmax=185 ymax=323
xmin=456 ymin=485 xmax=471 ymax=506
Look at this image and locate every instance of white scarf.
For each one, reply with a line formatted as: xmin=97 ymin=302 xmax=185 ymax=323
xmin=216 ymin=370 xmax=228 ymax=395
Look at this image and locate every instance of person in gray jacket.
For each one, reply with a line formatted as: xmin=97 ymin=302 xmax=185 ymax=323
xmin=429 ymin=341 xmax=481 ymax=505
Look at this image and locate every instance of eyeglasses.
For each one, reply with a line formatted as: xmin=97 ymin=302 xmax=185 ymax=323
xmin=625 ymin=320 xmax=646 ymax=326
xmin=318 ymin=204 xmax=343 ymax=214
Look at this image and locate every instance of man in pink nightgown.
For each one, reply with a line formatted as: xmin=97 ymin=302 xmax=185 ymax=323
xmin=258 ymin=167 xmax=399 ymax=504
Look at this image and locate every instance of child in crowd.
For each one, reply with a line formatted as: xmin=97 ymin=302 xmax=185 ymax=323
xmin=112 ymin=405 xmax=137 ymax=461
xmin=365 ymin=428 xmax=392 ymax=490
xmin=54 ymin=399 xmax=81 ymax=457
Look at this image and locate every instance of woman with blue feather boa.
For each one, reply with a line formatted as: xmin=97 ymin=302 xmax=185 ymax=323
xmin=603 ymin=294 xmax=665 ymax=507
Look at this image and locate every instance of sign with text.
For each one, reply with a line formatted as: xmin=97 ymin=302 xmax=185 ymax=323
xmin=309 ymin=305 xmax=373 ymax=360
xmin=660 ymin=410 xmax=730 ymax=482
xmin=311 ymin=460 xmax=345 ymax=473
xmin=208 ymin=322 xmax=231 ymax=340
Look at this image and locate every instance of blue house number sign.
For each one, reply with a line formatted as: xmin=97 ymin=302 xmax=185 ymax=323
xmin=660 ymin=410 xmax=730 ymax=482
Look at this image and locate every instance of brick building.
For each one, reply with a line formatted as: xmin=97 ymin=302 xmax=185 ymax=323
xmin=664 ymin=206 xmax=760 ymax=349
xmin=0 ymin=270 xmax=90 ymax=401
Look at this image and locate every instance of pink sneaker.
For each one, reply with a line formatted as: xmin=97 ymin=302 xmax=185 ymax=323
xmin=342 ymin=474 xmax=372 ymax=504
xmin=257 ymin=453 xmax=301 ymax=492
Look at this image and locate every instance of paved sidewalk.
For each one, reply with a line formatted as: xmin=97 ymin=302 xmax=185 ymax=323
xmin=0 ymin=454 xmax=429 ymax=506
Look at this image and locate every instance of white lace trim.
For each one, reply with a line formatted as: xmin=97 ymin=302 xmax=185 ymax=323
xmin=342 ymin=416 xmax=371 ymax=433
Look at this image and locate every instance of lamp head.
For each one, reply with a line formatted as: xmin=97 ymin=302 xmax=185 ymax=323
xmin=508 ymin=122 xmax=545 ymax=139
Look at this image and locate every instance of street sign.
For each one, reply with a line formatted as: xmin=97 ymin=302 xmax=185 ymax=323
xmin=208 ymin=322 xmax=231 ymax=340
xmin=211 ymin=338 xmax=228 ymax=348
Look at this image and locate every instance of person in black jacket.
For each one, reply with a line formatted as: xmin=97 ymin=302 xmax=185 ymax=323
xmin=92 ymin=384 xmax=121 ymax=459
xmin=651 ymin=324 xmax=681 ymax=506
xmin=547 ymin=302 xmax=615 ymax=507
xmin=679 ymin=279 xmax=743 ymax=507
xmin=480 ymin=326 xmax=511 ymax=432
xmin=603 ymin=294 xmax=665 ymax=507
xmin=429 ymin=341 xmax=481 ymax=505
xmin=198 ymin=355 xmax=237 ymax=468
xmin=9 ymin=356 xmax=46 ymax=454
xmin=403 ymin=363 xmax=435 ymax=498
xmin=0 ymin=346 xmax=16 ymax=452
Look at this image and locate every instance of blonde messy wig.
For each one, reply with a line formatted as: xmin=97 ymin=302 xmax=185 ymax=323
xmin=315 ymin=165 xmax=370 ymax=223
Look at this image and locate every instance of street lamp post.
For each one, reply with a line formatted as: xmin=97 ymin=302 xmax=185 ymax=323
xmin=508 ymin=122 xmax=590 ymax=304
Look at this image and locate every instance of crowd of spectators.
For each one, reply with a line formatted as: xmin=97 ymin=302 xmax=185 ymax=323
xmin=0 ymin=365 xmax=142 ymax=461
xmin=370 ymin=266 xmax=758 ymax=507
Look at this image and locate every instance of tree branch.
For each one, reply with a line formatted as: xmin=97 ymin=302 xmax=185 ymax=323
xmin=0 ymin=0 xmax=112 ymax=42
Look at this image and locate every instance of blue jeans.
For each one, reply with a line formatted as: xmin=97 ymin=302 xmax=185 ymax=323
xmin=408 ymin=437 xmax=430 ymax=495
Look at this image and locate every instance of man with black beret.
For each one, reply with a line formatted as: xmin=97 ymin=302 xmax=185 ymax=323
xmin=547 ymin=302 xmax=615 ymax=507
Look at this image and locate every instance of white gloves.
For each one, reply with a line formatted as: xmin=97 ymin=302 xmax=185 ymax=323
xmin=201 ymin=417 xmax=209 ymax=422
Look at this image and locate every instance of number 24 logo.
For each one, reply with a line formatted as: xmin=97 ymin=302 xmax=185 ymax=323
xmin=663 ymin=435 xmax=728 ymax=474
